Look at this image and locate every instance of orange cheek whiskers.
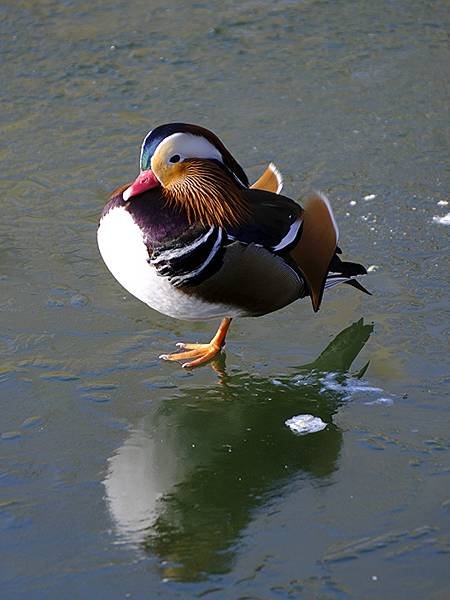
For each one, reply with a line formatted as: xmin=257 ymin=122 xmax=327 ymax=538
xmin=162 ymin=161 xmax=250 ymax=229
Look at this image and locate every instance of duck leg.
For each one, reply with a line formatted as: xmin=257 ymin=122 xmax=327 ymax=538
xmin=159 ymin=317 xmax=232 ymax=369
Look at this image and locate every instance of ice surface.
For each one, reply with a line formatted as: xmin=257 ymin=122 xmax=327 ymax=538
xmin=318 ymin=372 xmax=395 ymax=405
xmin=364 ymin=397 xmax=394 ymax=406
xmin=285 ymin=414 xmax=327 ymax=435
xmin=433 ymin=213 xmax=450 ymax=225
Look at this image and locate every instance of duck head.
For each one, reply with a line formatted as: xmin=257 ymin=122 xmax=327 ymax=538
xmin=123 ymin=123 xmax=250 ymax=227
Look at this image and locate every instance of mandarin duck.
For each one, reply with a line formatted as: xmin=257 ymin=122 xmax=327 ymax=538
xmin=98 ymin=123 xmax=370 ymax=368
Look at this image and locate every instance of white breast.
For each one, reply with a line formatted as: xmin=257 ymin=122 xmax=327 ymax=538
xmin=97 ymin=206 xmax=237 ymax=320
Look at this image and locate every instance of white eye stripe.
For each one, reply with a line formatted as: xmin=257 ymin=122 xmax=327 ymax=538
xmin=153 ymin=132 xmax=223 ymax=163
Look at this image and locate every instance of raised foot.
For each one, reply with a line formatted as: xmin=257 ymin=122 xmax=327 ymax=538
xmin=159 ymin=342 xmax=223 ymax=369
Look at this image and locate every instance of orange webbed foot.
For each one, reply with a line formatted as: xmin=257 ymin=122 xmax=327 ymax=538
xmin=159 ymin=341 xmax=223 ymax=369
xmin=159 ymin=317 xmax=232 ymax=369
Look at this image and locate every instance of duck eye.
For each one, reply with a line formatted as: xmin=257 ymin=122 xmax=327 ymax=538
xmin=169 ymin=154 xmax=181 ymax=163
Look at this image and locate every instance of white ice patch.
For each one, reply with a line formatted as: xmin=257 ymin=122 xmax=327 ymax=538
xmin=285 ymin=414 xmax=327 ymax=435
xmin=318 ymin=372 xmax=394 ymax=405
xmin=433 ymin=213 xmax=450 ymax=225
xmin=437 ymin=200 xmax=448 ymax=206
xmin=364 ymin=397 xmax=394 ymax=406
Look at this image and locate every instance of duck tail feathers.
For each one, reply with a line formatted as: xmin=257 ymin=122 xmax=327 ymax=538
xmin=325 ymin=274 xmax=372 ymax=295
xmin=329 ymin=254 xmax=367 ymax=277
xmin=326 ymin=253 xmax=371 ymax=295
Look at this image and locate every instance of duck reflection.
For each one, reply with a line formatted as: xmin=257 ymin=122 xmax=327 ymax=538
xmin=104 ymin=319 xmax=372 ymax=581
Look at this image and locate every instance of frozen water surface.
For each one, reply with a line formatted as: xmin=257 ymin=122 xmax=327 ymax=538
xmin=1 ymin=1 xmax=449 ymax=599
xmin=285 ymin=414 xmax=327 ymax=435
